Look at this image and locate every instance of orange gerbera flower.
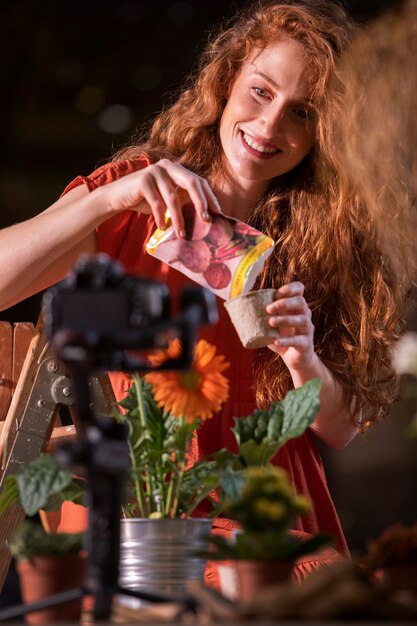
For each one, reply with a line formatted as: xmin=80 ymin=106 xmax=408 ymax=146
xmin=147 ymin=337 xmax=182 ymax=367
xmin=145 ymin=339 xmax=230 ymax=422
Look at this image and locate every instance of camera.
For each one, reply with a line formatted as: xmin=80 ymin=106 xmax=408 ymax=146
xmin=42 ymin=253 xmax=218 ymax=371
xmin=43 ymin=253 xmax=170 ymax=336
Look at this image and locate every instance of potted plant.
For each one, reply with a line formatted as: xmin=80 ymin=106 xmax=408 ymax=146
xmin=115 ymin=338 xmax=230 ymax=603
xmin=0 ymin=453 xmax=85 ymax=623
xmin=204 ymin=463 xmax=330 ymax=601
xmin=365 ymin=523 xmax=417 ymax=592
xmin=115 ymin=337 xmax=324 ymax=602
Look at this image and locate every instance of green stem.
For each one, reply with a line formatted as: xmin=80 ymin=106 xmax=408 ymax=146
xmin=164 ymin=479 xmax=175 ymax=517
xmin=164 ymin=415 xmax=187 ymax=517
xmin=171 ymin=415 xmax=189 ymax=517
xmin=185 ymin=484 xmax=216 ymax=518
xmin=171 ymin=460 xmax=185 ymax=518
xmin=133 ymin=374 xmax=147 ymax=429
xmin=133 ymin=374 xmax=152 ymax=515
xmin=128 ymin=441 xmax=146 ymax=517
xmin=157 ymin=463 xmax=166 ymax=515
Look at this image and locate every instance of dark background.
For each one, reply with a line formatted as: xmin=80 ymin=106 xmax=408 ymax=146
xmin=1 ymin=0 xmax=415 ymax=561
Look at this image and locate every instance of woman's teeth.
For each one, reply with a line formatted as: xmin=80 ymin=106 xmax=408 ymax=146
xmin=243 ymin=133 xmax=279 ymax=154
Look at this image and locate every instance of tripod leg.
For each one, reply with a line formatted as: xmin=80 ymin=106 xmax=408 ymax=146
xmin=92 ymin=590 xmax=113 ymax=621
xmin=0 ymin=587 xmax=85 ymax=622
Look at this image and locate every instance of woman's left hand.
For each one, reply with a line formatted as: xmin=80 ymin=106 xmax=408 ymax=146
xmin=266 ymin=282 xmax=315 ymax=371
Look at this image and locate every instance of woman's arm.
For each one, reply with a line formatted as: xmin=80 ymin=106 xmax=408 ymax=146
xmin=0 ymin=159 xmax=221 ymax=311
xmin=266 ymin=281 xmax=358 ymax=449
xmin=288 ymin=353 xmax=358 ymax=449
xmin=0 ymin=185 xmax=99 ymax=310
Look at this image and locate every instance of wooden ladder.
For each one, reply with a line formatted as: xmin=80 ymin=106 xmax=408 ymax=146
xmin=0 ymin=318 xmax=116 ymax=590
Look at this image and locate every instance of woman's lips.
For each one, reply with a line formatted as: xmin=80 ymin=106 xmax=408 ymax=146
xmin=240 ymin=131 xmax=282 ymax=159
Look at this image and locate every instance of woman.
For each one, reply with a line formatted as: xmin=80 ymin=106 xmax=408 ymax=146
xmin=0 ymin=0 xmax=405 ymax=582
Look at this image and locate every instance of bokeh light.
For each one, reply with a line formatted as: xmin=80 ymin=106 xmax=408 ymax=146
xmin=97 ymin=104 xmax=134 ymax=134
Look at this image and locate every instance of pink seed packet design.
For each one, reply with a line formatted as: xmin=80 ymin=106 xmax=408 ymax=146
xmin=145 ymin=196 xmax=275 ymax=300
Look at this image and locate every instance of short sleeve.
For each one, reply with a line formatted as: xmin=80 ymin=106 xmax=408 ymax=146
xmin=60 ymin=156 xmax=151 ymax=196
xmin=59 ymin=156 xmax=153 ymax=261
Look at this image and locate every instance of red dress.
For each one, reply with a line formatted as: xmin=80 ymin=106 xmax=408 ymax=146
xmin=57 ymin=157 xmax=348 ymax=584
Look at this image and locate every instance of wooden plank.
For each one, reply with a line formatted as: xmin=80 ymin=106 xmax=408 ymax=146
xmin=0 ymin=319 xmax=45 ymax=462
xmin=0 ymin=422 xmax=77 ymax=444
xmin=0 ymin=315 xmax=117 ymax=591
xmin=12 ymin=323 xmax=34 ymax=388
xmin=0 ymin=319 xmax=50 ymax=589
xmin=46 ymin=424 xmax=77 ymax=449
xmin=0 ymin=322 xmax=12 ymax=422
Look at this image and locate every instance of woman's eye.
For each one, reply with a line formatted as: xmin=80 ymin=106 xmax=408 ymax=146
xmin=294 ymin=108 xmax=309 ymax=119
xmin=252 ymin=86 xmax=268 ymax=98
xmin=293 ymin=107 xmax=314 ymax=121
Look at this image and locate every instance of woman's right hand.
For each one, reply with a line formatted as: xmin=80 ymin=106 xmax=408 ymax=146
xmin=100 ymin=158 xmax=222 ymax=238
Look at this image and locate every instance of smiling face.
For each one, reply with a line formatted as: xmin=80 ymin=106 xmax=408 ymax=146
xmin=219 ymin=36 xmax=316 ymax=197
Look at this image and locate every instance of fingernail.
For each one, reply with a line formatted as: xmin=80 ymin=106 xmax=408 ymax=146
xmin=203 ymin=211 xmax=210 ymax=221
xmin=178 ymin=228 xmax=186 ymax=239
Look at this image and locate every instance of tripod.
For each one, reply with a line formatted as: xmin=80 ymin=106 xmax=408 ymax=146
xmin=0 ymin=255 xmax=217 ymax=622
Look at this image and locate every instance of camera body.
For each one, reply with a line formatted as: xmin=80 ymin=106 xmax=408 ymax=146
xmin=43 ymin=253 xmax=170 ymax=339
xmin=42 ymin=253 xmax=218 ymax=371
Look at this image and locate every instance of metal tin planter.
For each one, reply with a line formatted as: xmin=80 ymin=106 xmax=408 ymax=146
xmin=119 ymin=518 xmax=212 ymax=605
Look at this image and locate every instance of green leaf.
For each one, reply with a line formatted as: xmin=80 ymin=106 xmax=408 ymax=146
xmin=9 ymin=521 xmax=84 ymax=560
xmin=232 ymin=409 xmax=270 ymax=447
xmin=239 ymin=439 xmax=281 ymax=467
xmin=178 ymin=461 xmax=219 ymax=516
xmin=171 ymin=421 xmax=197 ymax=456
xmin=232 ymin=379 xmax=322 ymax=466
xmin=16 ymin=454 xmax=73 ymax=517
xmin=218 ymin=468 xmax=247 ymax=502
xmin=278 ymin=378 xmax=322 ymax=445
xmin=212 ymin=448 xmax=245 ymax=472
xmin=0 ymin=475 xmax=20 ymax=515
xmin=43 ymin=478 xmax=86 ymax=512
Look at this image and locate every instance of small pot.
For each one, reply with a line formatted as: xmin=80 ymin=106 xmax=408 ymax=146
xmin=16 ymin=553 xmax=85 ymax=624
xmin=224 ymin=289 xmax=279 ymax=349
xmin=234 ymin=559 xmax=294 ymax=601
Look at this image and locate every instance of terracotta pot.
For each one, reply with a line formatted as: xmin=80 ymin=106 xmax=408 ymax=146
xmin=16 ymin=554 xmax=85 ymax=624
xmin=235 ymin=559 xmax=293 ymax=601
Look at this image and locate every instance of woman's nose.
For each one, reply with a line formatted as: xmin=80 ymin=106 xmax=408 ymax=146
xmin=260 ymin=103 xmax=286 ymax=135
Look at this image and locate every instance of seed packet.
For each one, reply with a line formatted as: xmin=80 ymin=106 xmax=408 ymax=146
xmin=145 ymin=194 xmax=275 ymax=300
